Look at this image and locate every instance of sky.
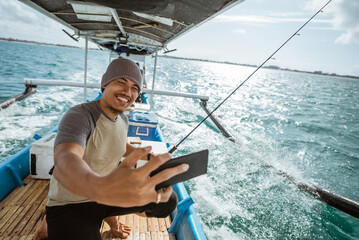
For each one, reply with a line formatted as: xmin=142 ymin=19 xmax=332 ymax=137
xmin=0 ymin=0 xmax=358 ymax=76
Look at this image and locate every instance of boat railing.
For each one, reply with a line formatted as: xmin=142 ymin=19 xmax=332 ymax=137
xmin=22 ymin=78 xmax=234 ymax=141
xmin=0 ymin=78 xmax=234 ymax=142
xmin=23 ymin=78 xmax=210 ymax=101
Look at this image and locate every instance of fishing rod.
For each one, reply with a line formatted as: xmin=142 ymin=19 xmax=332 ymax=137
xmin=169 ymin=0 xmax=332 ymax=154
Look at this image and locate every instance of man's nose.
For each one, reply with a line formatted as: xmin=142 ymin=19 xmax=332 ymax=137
xmin=122 ymin=85 xmax=131 ymax=95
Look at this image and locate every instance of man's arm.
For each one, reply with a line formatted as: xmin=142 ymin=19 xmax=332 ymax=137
xmin=53 ymin=142 xmax=189 ymax=207
xmin=53 ymin=142 xmax=99 ymax=200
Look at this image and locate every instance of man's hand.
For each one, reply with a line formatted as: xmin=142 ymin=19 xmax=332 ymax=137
xmin=94 ymin=146 xmax=189 ymax=207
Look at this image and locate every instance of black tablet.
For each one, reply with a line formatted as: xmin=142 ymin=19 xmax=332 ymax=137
xmin=150 ymin=149 xmax=209 ymax=190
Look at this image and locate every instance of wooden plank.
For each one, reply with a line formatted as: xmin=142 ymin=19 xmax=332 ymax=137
xmin=133 ymin=214 xmax=140 ymax=233
xmin=140 ymin=232 xmax=146 ymax=240
xmin=0 ymin=175 xmax=31 ymax=210
xmin=158 ymin=218 xmax=166 ymax=232
xmin=125 ymin=214 xmax=134 ymax=230
xmin=151 ymin=218 xmax=160 ymax=232
xmin=151 ymin=231 xmax=157 ymax=240
xmin=25 ymin=234 xmax=34 ymax=240
xmin=165 ymin=216 xmax=171 ymax=229
xmin=133 ymin=232 xmax=140 ymax=240
xmin=0 ymin=206 xmax=24 ymax=236
xmin=119 ymin=215 xmax=126 ymax=225
xmin=0 ymin=180 xmax=47 ymax=236
xmin=127 ymin=231 xmax=134 ymax=240
xmin=157 ymin=231 xmax=164 ymax=240
xmin=1 ymin=181 xmax=48 ymax=236
xmin=0 ymin=180 xmax=36 ymax=219
xmin=0 ymin=187 xmax=23 ymax=209
xmin=12 ymin=185 xmax=48 ymax=236
xmin=145 ymin=232 xmax=151 ymax=240
xmin=22 ymin=175 xmax=33 ymax=185
xmin=126 ymin=214 xmax=134 ymax=240
xmin=139 ymin=216 xmax=147 ymax=233
xmin=19 ymin=195 xmax=47 ymax=236
xmin=0 ymin=179 xmax=40 ymax=223
xmin=17 ymin=180 xmax=42 ymax=206
xmin=147 ymin=218 xmax=154 ymax=232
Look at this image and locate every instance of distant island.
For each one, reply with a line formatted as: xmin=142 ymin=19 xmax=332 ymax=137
xmin=158 ymin=55 xmax=359 ymax=80
xmin=0 ymin=37 xmax=100 ymax=50
xmin=1 ymin=37 xmax=358 ymax=80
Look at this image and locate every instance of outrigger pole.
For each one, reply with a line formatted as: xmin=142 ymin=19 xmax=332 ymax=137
xmin=167 ymin=0 xmax=359 ymax=220
xmin=0 ymin=85 xmax=36 ymax=110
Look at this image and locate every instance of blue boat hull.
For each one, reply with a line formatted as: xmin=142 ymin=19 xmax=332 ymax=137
xmin=0 ymin=94 xmax=206 ymax=240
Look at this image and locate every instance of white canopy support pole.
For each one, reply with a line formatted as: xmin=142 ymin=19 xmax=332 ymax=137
xmin=23 ymin=78 xmax=209 ymax=100
xmin=150 ymin=50 xmax=158 ymax=111
xmin=84 ymin=36 xmax=88 ymax=103
xmin=110 ymin=8 xmax=127 ymax=35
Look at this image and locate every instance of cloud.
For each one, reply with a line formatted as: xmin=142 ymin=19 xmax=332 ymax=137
xmin=331 ymin=0 xmax=359 ymax=44
xmin=306 ymin=0 xmax=359 ymax=44
xmin=0 ymin=0 xmax=84 ymax=47
xmin=0 ymin=0 xmax=38 ymax=24
xmin=214 ymin=14 xmax=331 ymax=25
xmin=233 ymin=29 xmax=246 ymax=34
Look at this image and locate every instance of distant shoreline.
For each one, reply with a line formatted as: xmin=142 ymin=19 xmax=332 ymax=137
xmin=1 ymin=37 xmax=358 ymax=80
xmin=0 ymin=37 xmax=100 ymax=51
xmin=158 ymin=55 xmax=359 ymax=80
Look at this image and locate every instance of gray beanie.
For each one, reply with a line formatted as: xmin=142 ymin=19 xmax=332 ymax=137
xmin=101 ymin=57 xmax=143 ymax=92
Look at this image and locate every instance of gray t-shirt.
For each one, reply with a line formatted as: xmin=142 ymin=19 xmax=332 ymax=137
xmin=47 ymin=101 xmax=128 ymax=206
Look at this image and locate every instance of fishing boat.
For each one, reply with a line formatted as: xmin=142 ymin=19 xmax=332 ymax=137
xmin=1 ymin=0 xmax=359 ymax=239
xmin=0 ymin=0 xmax=244 ymax=239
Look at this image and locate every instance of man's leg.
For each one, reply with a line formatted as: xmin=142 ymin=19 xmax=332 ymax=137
xmin=46 ymin=202 xmax=105 ymax=240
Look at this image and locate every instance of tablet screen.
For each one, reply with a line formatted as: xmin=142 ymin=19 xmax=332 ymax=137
xmin=150 ymin=149 xmax=209 ymax=190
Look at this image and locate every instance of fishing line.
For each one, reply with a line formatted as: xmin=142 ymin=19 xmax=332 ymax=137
xmin=169 ymin=0 xmax=332 ymax=154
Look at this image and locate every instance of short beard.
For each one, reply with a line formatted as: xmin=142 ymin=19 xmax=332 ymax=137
xmin=109 ymin=106 xmax=122 ymax=116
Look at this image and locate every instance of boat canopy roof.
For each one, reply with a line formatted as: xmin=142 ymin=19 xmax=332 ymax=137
xmin=19 ymin=0 xmax=244 ymax=55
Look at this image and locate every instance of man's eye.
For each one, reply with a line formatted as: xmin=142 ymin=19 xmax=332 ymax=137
xmin=132 ymin=86 xmax=139 ymax=91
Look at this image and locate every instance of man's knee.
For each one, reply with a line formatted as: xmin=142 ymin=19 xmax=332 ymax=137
xmin=146 ymin=192 xmax=178 ymax=218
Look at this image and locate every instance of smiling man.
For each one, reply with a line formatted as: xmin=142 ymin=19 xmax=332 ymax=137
xmin=39 ymin=57 xmax=188 ymax=240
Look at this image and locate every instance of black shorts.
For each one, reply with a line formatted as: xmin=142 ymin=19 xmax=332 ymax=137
xmin=46 ymin=192 xmax=177 ymax=240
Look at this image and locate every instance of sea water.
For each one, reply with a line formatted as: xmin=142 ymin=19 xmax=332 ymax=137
xmin=0 ymin=41 xmax=358 ymax=239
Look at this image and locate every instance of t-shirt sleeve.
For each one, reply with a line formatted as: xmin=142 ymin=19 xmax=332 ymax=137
xmin=54 ymin=107 xmax=92 ymax=149
xmin=119 ymin=112 xmax=129 ymax=127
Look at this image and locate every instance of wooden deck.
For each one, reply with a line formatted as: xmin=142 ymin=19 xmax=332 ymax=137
xmin=0 ymin=176 xmax=175 ymax=240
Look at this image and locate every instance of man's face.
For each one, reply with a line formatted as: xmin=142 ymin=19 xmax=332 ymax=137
xmin=101 ymin=78 xmax=139 ymax=117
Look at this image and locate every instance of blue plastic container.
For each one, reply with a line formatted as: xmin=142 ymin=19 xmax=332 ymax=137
xmin=128 ymin=111 xmax=158 ymax=140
